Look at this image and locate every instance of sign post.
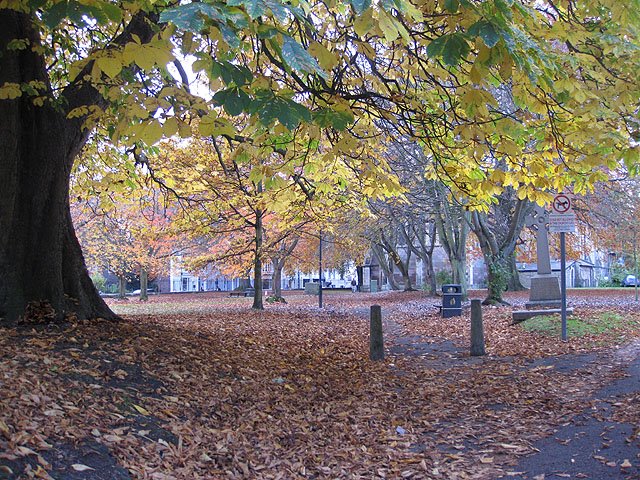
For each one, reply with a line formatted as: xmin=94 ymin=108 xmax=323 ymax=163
xmin=550 ymin=194 xmax=575 ymax=342
xmin=560 ymin=232 xmax=567 ymax=341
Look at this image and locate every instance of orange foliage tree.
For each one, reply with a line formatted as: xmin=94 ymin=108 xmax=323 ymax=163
xmin=71 ymin=148 xmax=188 ymax=300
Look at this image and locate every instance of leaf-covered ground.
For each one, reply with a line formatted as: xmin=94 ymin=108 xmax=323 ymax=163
xmin=1 ymin=289 xmax=639 ymax=479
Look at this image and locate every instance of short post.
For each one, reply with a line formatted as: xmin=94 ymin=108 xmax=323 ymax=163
xmin=369 ymin=305 xmax=384 ymax=361
xmin=470 ymin=299 xmax=486 ymax=356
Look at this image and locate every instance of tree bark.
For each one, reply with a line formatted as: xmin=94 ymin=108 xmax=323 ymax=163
xmin=356 ymin=266 xmax=363 ymax=289
xmin=0 ymin=12 xmax=113 ymax=323
xmin=0 ymin=10 xmax=156 ymax=324
xmin=450 ymin=257 xmax=467 ymax=292
xmin=382 ymin=239 xmax=414 ymax=291
xmin=378 ymin=222 xmax=414 ymax=291
xmin=484 ymin=254 xmax=511 ymax=305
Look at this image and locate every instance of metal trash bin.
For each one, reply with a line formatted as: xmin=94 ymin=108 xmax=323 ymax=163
xmin=442 ymin=284 xmax=462 ymax=318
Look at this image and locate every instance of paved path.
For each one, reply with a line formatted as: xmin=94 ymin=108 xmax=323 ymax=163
xmin=377 ymin=304 xmax=640 ymax=480
xmin=502 ymin=342 xmax=640 ymax=480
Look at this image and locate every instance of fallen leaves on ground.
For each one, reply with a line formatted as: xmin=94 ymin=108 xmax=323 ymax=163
xmin=0 ymin=290 xmax=639 ymax=479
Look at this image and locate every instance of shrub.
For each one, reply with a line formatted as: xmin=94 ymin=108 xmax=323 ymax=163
xmin=91 ymin=273 xmax=106 ymax=292
xmin=435 ymin=270 xmax=452 ymax=287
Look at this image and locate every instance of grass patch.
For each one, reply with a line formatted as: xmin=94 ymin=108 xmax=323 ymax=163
xmin=109 ymin=300 xmax=242 ymax=316
xmin=520 ymin=312 xmax=625 ymax=337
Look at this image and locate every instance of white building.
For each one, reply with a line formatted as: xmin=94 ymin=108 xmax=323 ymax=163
xmin=161 ymin=255 xmax=356 ymax=293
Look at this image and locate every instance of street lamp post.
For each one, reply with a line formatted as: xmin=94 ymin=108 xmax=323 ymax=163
xmin=318 ymin=230 xmax=323 ymax=308
xmin=634 ymin=230 xmax=638 ymax=302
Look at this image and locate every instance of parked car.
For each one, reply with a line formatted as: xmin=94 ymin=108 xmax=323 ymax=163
xmin=131 ymin=288 xmax=156 ymax=295
xmin=623 ymin=275 xmax=638 ymax=287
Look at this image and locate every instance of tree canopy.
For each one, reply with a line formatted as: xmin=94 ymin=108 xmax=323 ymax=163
xmin=4 ymin=0 xmax=638 ymax=195
xmin=1 ymin=0 xmax=639 ymax=321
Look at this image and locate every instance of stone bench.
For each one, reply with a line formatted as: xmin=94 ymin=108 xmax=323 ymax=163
xmin=230 ymin=289 xmax=267 ymax=298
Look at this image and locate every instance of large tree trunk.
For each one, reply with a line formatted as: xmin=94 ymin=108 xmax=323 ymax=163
xmin=0 ymin=12 xmax=114 ymax=324
xmin=0 ymin=10 xmax=155 ymax=324
xmin=0 ymin=149 xmax=116 ymax=323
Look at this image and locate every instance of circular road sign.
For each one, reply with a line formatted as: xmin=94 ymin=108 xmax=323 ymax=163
xmin=552 ymin=194 xmax=571 ymax=214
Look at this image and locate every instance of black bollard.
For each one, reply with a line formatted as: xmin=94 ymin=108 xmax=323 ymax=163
xmin=370 ymin=305 xmax=384 ymax=361
xmin=470 ymin=299 xmax=486 ymax=356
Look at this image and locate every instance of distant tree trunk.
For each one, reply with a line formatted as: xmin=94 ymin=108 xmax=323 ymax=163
xmin=252 ymin=209 xmax=264 ymax=310
xmin=420 ymin=223 xmax=438 ymax=295
xmin=484 ymin=254 xmax=511 ymax=305
xmin=118 ymin=275 xmax=126 ymax=299
xmin=435 ymin=190 xmax=469 ymax=298
xmin=450 ymin=258 xmax=467 ymax=291
xmin=140 ymin=268 xmax=148 ymax=301
xmin=372 ymin=244 xmax=400 ymax=290
xmin=470 ymin=197 xmax=531 ymax=305
xmin=402 ymin=221 xmax=437 ymax=295
xmin=399 ymin=253 xmax=414 ymax=291
xmin=423 ymin=253 xmax=437 ymax=295
xmin=385 ymin=243 xmax=414 ymax=291
xmin=272 ymin=260 xmax=283 ymax=298
xmin=356 ymin=266 xmax=363 ymax=288
xmin=269 ymin=237 xmax=298 ymax=302
xmin=377 ymin=221 xmax=415 ymax=291
xmin=378 ymin=229 xmax=414 ymax=291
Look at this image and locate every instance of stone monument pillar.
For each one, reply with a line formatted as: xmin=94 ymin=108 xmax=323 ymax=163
xmin=525 ymin=205 xmax=561 ymax=309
